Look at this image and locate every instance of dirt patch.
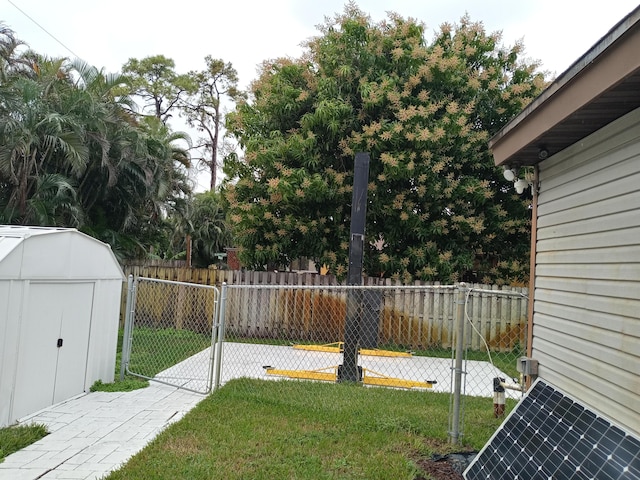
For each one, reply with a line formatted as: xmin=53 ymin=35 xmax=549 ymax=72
xmin=412 ymin=439 xmax=476 ymax=480
xmin=414 ymin=457 xmax=464 ymax=479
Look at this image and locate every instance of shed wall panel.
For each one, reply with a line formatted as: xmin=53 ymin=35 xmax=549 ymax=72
xmin=533 ymin=106 xmax=640 ymax=435
xmin=52 ymin=283 xmax=94 ymax=404
xmin=84 ymin=280 xmax=120 ymax=386
xmin=0 ymin=240 xmax=23 ymax=280
xmin=18 ymin=232 xmax=123 ymax=280
xmin=0 ymin=281 xmax=21 ymax=427
xmin=0 ymin=227 xmax=124 ymax=427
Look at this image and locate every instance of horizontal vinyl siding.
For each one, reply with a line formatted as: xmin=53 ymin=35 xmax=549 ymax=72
xmin=534 ymin=288 xmax=640 ymax=320
xmin=533 ymin=294 xmax=640 ymax=338
xmin=533 ymin=107 xmax=640 ymax=435
xmin=537 ymin=226 xmax=640 ymax=251
xmin=534 ymin=315 xmax=640 ymax=376
xmin=536 ymin=245 xmax=640 ymax=264
xmin=532 ymin=366 xmax=639 ymax=435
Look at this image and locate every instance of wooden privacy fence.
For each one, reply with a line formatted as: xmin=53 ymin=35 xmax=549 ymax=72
xmin=121 ymin=267 xmax=528 ymax=352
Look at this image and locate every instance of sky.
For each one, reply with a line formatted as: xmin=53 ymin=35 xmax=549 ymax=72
xmin=3 ymin=0 xmax=639 ymax=190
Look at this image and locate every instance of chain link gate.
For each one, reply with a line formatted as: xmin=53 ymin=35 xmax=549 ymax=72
xmin=121 ymin=276 xmax=220 ymax=394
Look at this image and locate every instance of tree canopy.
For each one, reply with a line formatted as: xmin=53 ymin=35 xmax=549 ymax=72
xmin=182 ymin=56 xmax=244 ymax=190
xmin=223 ymin=6 xmax=546 ymax=284
xmin=0 ymin=26 xmax=193 ymax=260
xmin=121 ymin=55 xmax=191 ymax=124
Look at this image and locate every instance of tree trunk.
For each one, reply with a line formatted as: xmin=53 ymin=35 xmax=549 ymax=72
xmin=186 ymin=234 xmax=192 ymax=268
xmin=210 ymin=102 xmax=220 ymax=190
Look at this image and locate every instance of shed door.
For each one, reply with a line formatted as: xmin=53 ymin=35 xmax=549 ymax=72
xmin=13 ymin=283 xmax=94 ymax=420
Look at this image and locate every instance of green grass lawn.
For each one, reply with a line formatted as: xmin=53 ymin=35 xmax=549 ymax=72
xmin=0 ymin=424 xmax=48 ymax=463
xmin=3 ymin=327 xmax=517 ymax=476
xmin=105 ymin=378 xmax=514 ymax=480
xmin=126 ymin=327 xmax=213 ymax=378
xmin=93 ymin=327 xmax=212 ymax=392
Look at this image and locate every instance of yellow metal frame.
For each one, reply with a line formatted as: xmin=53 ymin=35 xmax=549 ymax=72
xmin=264 ymin=365 xmax=434 ymax=390
xmin=265 ymin=366 xmax=340 ymax=383
xmin=292 ymin=342 xmax=412 ymax=358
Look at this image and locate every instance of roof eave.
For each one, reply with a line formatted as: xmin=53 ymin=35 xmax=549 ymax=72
xmin=489 ymin=6 xmax=640 ymax=167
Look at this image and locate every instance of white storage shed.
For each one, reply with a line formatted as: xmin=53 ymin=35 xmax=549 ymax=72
xmin=0 ymin=226 xmax=125 ymax=428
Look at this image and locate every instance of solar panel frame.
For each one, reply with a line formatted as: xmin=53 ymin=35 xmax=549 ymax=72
xmin=464 ymin=378 xmax=640 ymax=480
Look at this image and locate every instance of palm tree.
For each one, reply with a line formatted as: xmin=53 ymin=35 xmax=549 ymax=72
xmin=0 ymin=56 xmax=87 ymax=224
xmin=190 ymin=190 xmax=232 ymax=267
xmin=0 ymin=22 xmax=33 ymax=81
xmin=0 ymin=30 xmax=195 ymax=261
xmin=24 ymin=173 xmax=83 ymax=226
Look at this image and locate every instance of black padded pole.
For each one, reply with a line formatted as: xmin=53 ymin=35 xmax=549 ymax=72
xmin=339 ymin=152 xmax=370 ymax=383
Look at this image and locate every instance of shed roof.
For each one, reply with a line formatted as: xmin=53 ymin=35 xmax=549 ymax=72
xmin=489 ymin=5 xmax=640 ymax=167
xmin=0 ymin=226 xmax=124 ymax=280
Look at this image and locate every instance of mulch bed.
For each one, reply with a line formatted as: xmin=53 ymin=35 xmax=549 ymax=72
xmin=412 ymin=439 xmax=477 ymax=480
xmin=414 ymin=457 xmax=464 ymax=480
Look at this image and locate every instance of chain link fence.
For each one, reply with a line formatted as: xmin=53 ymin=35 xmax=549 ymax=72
xmin=121 ymin=277 xmax=219 ymax=394
xmin=454 ymin=285 xmax=529 ymax=442
xmin=121 ymin=277 xmax=527 ymax=444
xmin=215 ymin=282 xmax=528 ymax=443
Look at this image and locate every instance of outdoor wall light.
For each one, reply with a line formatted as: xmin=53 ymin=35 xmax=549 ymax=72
xmin=502 ymin=165 xmax=534 ymax=194
xmin=514 ymin=178 xmax=529 ymax=194
xmin=503 ymin=166 xmax=516 ymax=182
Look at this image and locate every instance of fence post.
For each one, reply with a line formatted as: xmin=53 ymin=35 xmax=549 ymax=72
xmin=213 ymin=282 xmax=228 ymax=390
xmin=120 ymin=275 xmax=135 ymax=381
xmin=450 ymin=282 xmax=467 ymax=445
xmin=207 ymin=285 xmax=221 ymax=392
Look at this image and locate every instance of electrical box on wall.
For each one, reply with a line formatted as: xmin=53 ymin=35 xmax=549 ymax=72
xmin=517 ymin=357 xmax=538 ymax=376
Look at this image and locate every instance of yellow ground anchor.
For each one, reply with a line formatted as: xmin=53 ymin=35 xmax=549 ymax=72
xmin=263 ymin=365 xmax=435 ymax=390
xmin=292 ymin=342 xmax=412 ymax=358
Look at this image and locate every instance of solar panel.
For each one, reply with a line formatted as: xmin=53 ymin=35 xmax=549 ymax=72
xmin=464 ymin=378 xmax=640 ymax=479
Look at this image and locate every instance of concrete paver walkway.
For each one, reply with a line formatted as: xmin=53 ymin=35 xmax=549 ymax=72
xmin=0 ymin=383 xmax=203 ymax=480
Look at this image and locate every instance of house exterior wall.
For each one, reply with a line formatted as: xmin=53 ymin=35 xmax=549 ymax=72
xmin=534 ymin=107 xmax=640 ymax=435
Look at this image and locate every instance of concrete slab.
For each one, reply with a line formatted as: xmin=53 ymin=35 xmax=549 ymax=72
xmin=159 ymin=342 xmax=521 ymax=399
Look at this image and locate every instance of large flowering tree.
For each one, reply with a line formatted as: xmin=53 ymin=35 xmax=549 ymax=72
xmin=223 ymin=5 xmax=546 ymax=284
